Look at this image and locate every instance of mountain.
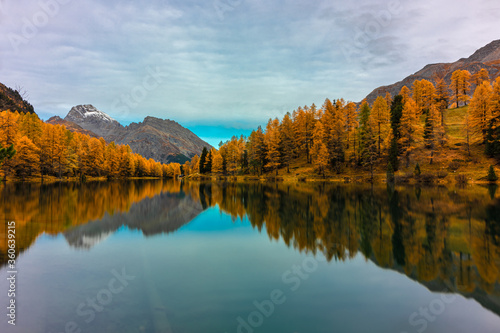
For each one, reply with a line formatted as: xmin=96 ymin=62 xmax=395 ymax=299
xmin=0 ymin=82 xmax=35 ymax=114
xmin=62 ymin=104 xmax=211 ymax=163
xmin=364 ymin=39 xmax=500 ymax=104
xmin=65 ymin=104 xmax=123 ymax=138
xmin=46 ymin=116 xmax=100 ymax=138
xmin=110 ymin=116 xmax=212 ymax=164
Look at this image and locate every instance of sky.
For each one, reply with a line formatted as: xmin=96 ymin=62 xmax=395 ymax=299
xmin=0 ymin=0 xmax=499 ymax=146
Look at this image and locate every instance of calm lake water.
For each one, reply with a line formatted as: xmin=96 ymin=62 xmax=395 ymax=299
xmin=1 ymin=180 xmax=500 ymax=333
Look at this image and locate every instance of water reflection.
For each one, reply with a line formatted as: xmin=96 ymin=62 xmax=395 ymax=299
xmin=1 ymin=180 xmax=500 ymax=318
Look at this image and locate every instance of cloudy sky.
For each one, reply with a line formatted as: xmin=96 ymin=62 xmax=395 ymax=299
xmin=0 ymin=0 xmax=499 ymax=146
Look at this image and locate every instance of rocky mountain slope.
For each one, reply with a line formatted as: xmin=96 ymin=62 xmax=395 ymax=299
xmin=46 ymin=115 xmax=100 ymax=138
xmin=109 ymin=116 xmax=212 ymax=164
xmin=65 ymin=104 xmax=124 ymax=138
xmin=61 ymin=104 xmax=211 ymax=163
xmin=364 ymin=39 xmax=500 ymax=104
xmin=0 ymin=82 xmax=35 ymax=114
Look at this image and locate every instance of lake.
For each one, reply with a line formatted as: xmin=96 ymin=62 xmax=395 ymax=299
xmin=1 ymin=180 xmax=500 ymax=333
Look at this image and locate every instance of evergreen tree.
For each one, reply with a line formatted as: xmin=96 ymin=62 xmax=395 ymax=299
xmin=414 ymin=163 xmax=421 ymax=177
xmin=487 ymin=165 xmax=498 ymax=182
xmin=387 ymin=162 xmax=395 ymax=183
xmin=0 ymin=143 xmax=16 ymax=170
xmin=390 ymin=95 xmax=404 ymax=140
xmin=388 ymin=137 xmax=399 ymax=171
xmin=358 ymin=102 xmax=377 ymax=177
xmin=205 ymin=149 xmax=212 ymax=174
xmin=199 ymin=147 xmax=209 ymax=174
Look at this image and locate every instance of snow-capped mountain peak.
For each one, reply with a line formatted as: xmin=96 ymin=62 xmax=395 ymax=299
xmin=67 ymin=104 xmax=117 ymax=123
xmin=64 ymin=104 xmax=123 ymax=138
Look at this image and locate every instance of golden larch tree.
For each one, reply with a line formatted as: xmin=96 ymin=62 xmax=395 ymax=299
xmin=311 ymin=121 xmax=328 ymax=176
xmin=472 ymin=68 xmax=490 ymax=87
xmin=434 ymin=77 xmax=449 ymax=126
xmin=369 ymin=96 xmax=390 ymax=155
xmin=490 ymin=77 xmax=500 ymax=120
xmin=469 ymin=80 xmax=493 ymax=143
xmin=211 ymin=150 xmax=223 ymax=175
xmin=265 ymin=118 xmax=281 ymax=175
xmin=412 ymin=79 xmax=436 ymax=114
xmin=18 ymin=112 xmax=42 ymax=145
xmin=450 ymin=70 xmax=471 ymax=107
xmin=344 ymin=101 xmax=359 ymax=154
xmin=190 ymin=154 xmax=200 ymax=174
xmin=400 ymin=86 xmax=411 ymax=105
xmin=399 ymin=98 xmax=422 ymax=167
xmin=12 ymin=135 xmax=40 ymax=178
xmin=279 ymin=112 xmax=295 ymax=173
xmin=0 ymin=110 xmax=20 ymax=146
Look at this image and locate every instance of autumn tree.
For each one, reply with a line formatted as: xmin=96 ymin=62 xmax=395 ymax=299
xmin=472 ymin=68 xmax=490 ymax=87
xmin=211 ymin=150 xmax=223 ymax=175
xmin=265 ymin=118 xmax=281 ymax=175
xmin=369 ymin=96 xmax=390 ymax=155
xmin=399 ymin=98 xmax=422 ymax=167
xmin=412 ymin=79 xmax=436 ymax=114
xmin=39 ymin=123 xmax=66 ymax=177
xmin=12 ymin=136 xmax=39 ymax=178
xmin=384 ymin=92 xmax=392 ymax=108
xmin=490 ymin=77 xmax=500 ymax=120
xmin=190 ymin=154 xmax=200 ymax=174
xmin=18 ymin=112 xmax=42 ymax=145
xmin=292 ymin=105 xmax=315 ymax=163
xmin=0 ymin=110 xmax=19 ymax=146
xmin=311 ymin=121 xmax=328 ymax=177
xmin=450 ymin=70 xmax=471 ymax=107
xmin=400 ymin=86 xmax=411 ymax=105
xmin=463 ymin=108 xmax=473 ymax=156
xmin=322 ymin=98 xmax=346 ymax=172
xmin=279 ymin=112 xmax=295 ymax=173
xmin=344 ymin=101 xmax=358 ymax=157
xmin=469 ymin=80 xmax=493 ymax=143
xmin=226 ymin=137 xmax=242 ymax=175
xmin=434 ymin=76 xmax=449 ymax=126
xmin=105 ymin=142 xmax=121 ymax=178
xmin=89 ymin=137 xmax=105 ymax=176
